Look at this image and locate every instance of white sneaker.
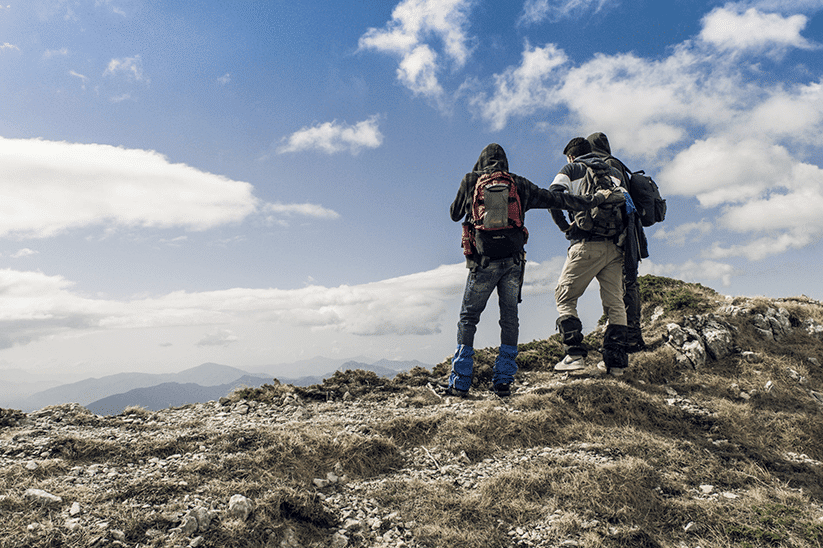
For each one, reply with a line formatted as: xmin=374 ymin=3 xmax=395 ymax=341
xmin=554 ymin=355 xmax=586 ymax=371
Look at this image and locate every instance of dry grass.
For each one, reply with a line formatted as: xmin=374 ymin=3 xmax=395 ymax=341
xmin=3 ymin=275 xmax=823 ymax=547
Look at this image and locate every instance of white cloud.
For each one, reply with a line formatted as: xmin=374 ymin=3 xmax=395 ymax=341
xmin=469 ymin=42 xmax=567 ymax=131
xmin=704 ymin=228 xmax=819 ymax=261
xmin=0 ymin=264 xmax=467 ymax=349
xmin=104 ymin=55 xmax=148 ymax=82
xmin=109 ymin=93 xmax=133 ymax=103
xmin=0 ymin=137 xmax=259 ymax=238
xmin=474 ymin=42 xmax=758 ymax=158
xmin=661 ymin=137 xmax=792 ymax=207
xmin=217 ymin=73 xmax=231 ymax=85
xmin=653 ymin=220 xmax=714 ymax=247
xmin=0 ymin=256 xmax=642 ymax=352
xmin=263 ymin=203 xmax=340 ymax=220
xmin=10 ymin=249 xmax=38 ymax=259
xmin=43 ymin=48 xmax=69 ymax=59
xmin=278 ymin=116 xmax=383 ymax=155
xmin=699 ymin=6 xmax=815 ymax=54
xmin=70 ymin=70 xmax=88 ymax=89
xmin=358 ymin=0 xmax=474 ymax=100
xmin=461 ymin=4 xmax=823 ymax=261
xmin=1 ymin=43 xmax=19 ymax=51
xmin=518 ymin=0 xmax=617 ymax=25
xmin=197 ymin=329 xmax=238 ymax=347
xmin=397 ymin=44 xmax=443 ymax=97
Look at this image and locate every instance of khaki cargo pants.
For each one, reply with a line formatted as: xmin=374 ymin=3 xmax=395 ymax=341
xmin=555 ymin=240 xmax=627 ymax=326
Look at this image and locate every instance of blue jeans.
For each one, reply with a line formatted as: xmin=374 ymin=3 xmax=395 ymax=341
xmin=457 ymin=257 xmax=523 ymax=348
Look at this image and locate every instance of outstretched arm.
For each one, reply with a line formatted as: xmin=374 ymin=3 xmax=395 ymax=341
xmin=535 ymin=186 xmax=623 ymax=211
xmin=450 ymin=174 xmax=473 ymax=222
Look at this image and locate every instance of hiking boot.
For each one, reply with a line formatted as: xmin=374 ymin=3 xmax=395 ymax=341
xmin=554 ymin=354 xmax=586 ymax=371
xmin=445 ymin=386 xmax=469 ymax=398
xmin=596 ymin=361 xmax=626 ymax=377
xmin=492 ymin=383 xmax=512 ymax=397
xmin=626 ymin=341 xmax=647 ymax=354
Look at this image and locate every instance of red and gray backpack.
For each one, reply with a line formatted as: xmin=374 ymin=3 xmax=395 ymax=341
xmin=462 ymin=171 xmax=528 ymax=259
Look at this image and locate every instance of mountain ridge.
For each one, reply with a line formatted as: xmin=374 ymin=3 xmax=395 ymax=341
xmin=1 ymin=276 xmax=822 ymax=547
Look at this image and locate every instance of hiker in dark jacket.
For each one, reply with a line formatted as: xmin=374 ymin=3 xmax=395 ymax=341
xmin=447 ymin=143 xmax=619 ymax=397
xmin=587 ymin=132 xmax=649 ymax=353
xmin=549 ymin=137 xmax=629 ymax=376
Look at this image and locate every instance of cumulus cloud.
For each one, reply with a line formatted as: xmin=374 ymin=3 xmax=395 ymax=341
xmin=699 ymin=6 xmax=816 ymax=54
xmin=662 ymin=137 xmax=823 ymax=259
xmin=0 ymin=138 xmax=259 ymax=237
xmin=0 ymin=138 xmax=337 ymax=238
xmin=469 ymin=42 xmax=567 ymax=131
xmin=661 ymin=138 xmax=793 ymax=208
xmin=278 ymin=116 xmax=383 ymax=155
xmin=459 ymin=4 xmax=823 ymax=260
xmin=358 ymin=0 xmax=473 ymax=100
xmin=1 ymin=43 xmax=19 ymax=51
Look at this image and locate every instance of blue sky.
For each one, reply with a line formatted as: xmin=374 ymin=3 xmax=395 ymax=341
xmin=1 ymin=0 xmax=822 ymax=388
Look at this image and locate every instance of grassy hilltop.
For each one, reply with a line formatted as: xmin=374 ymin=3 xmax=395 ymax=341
xmin=1 ymin=275 xmax=822 ymax=548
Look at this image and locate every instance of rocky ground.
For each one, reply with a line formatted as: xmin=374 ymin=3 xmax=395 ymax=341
xmin=2 ymin=282 xmax=823 ymax=548
xmin=3 ymin=378 xmax=655 ymax=548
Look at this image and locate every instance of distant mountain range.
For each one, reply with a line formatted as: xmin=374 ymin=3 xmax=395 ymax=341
xmin=4 ymin=358 xmax=432 ymax=415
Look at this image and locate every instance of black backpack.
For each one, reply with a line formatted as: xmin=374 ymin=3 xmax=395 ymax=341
xmin=625 ymin=169 xmax=666 ymax=227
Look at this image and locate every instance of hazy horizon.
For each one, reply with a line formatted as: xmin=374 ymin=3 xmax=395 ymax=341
xmin=1 ymin=0 xmax=822 ymax=383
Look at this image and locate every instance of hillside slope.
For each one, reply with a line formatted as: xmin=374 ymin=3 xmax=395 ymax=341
xmin=1 ymin=276 xmax=822 ymax=548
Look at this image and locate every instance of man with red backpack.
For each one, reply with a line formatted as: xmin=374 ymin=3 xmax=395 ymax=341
xmin=446 ymin=143 xmax=621 ymax=397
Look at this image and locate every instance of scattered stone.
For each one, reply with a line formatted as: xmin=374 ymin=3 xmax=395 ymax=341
xmin=24 ymin=488 xmax=62 ymax=505
xmin=229 ymin=494 xmax=253 ymax=521
xmin=650 ymin=306 xmax=665 ymax=323
xmin=742 ymin=351 xmax=761 ymax=363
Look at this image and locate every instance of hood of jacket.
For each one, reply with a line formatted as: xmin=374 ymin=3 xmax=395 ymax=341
xmin=473 ymin=143 xmax=509 ymax=173
xmin=574 ymin=152 xmax=609 ymax=169
xmin=587 ymin=132 xmax=612 ymax=156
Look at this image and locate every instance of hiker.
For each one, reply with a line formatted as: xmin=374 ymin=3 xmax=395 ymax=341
xmin=587 ymin=132 xmax=650 ymax=353
xmin=447 ymin=143 xmax=621 ymax=397
xmin=549 ymin=137 xmax=629 ymax=376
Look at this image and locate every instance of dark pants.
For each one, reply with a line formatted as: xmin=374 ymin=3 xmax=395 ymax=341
xmin=623 ymin=256 xmax=645 ymax=349
xmin=457 ymin=257 xmax=522 ymax=348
